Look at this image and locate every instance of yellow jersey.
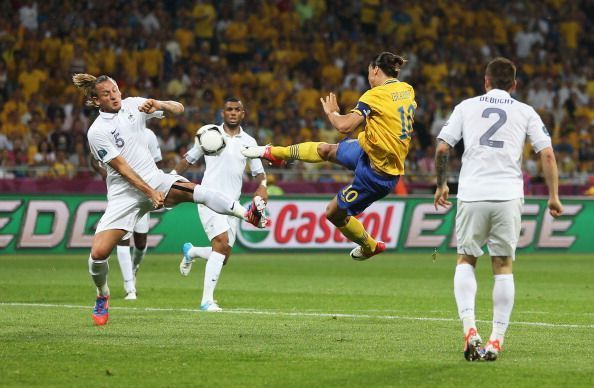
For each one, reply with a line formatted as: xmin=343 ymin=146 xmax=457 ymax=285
xmin=352 ymin=79 xmax=416 ymax=176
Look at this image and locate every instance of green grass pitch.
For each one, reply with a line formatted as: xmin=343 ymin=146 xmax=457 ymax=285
xmin=1 ymin=252 xmax=593 ymax=387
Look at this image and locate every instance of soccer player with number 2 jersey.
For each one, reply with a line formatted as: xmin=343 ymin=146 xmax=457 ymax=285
xmin=434 ymin=57 xmax=563 ymax=361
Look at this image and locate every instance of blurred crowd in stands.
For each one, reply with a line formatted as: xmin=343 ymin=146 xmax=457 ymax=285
xmin=0 ymin=0 xmax=592 ymax=193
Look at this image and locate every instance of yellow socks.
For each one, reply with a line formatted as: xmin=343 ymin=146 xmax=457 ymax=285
xmin=338 ymin=216 xmax=377 ymax=255
xmin=271 ymin=142 xmax=324 ymax=162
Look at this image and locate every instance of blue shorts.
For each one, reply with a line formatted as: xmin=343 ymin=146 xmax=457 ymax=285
xmin=335 ymin=139 xmax=399 ymax=216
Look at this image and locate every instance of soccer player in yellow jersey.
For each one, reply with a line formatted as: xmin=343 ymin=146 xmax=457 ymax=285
xmin=242 ymin=52 xmax=416 ymax=260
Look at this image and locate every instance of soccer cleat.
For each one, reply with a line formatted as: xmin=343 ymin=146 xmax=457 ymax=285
xmin=200 ymin=300 xmax=222 ymax=312
xmin=482 ymin=339 xmax=501 ymax=361
xmin=350 ymin=241 xmax=386 ymax=261
xmin=463 ymin=328 xmax=483 ymax=361
xmin=179 ymin=242 xmax=195 ymax=276
xmin=92 ymin=295 xmax=110 ymax=325
xmin=241 ymin=145 xmax=285 ymax=167
xmin=124 ymin=291 xmax=137 ymax=300
xmin=244 ymin=195 xmax=271 ymax=228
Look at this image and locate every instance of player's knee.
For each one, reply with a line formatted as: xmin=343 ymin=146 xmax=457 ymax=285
xmin=325 ymin=210 xmax=346 ymax=227
xmin=212 ymin=237 xmax=231 ymax=258
xmin=90 ymin=247 xmax=111 ymax=261
xmin=317 ymin=143 xmax=336 ymax=161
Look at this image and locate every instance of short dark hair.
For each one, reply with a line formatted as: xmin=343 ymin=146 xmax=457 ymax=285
xmin=370 ymin=52 xmax=406 ymax=78
xmin=224 ymin=97 xmax=241 ymax=104
xmin=485 ymin=57 xmax=516 ymax=91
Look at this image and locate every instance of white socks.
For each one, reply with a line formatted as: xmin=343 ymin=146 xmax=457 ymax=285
xmin=116 ymin=246 xmax=135 ymax=293
xmin=201 ymin=251 xmax=225 ymax=305
xmin=188 ymin=246 xmax=213 ymax=261
xmin=88 ymin=256 xmax=110 ymax=296
xmin=192 ymin=185 xmax=246 ymax=219
xmin=490 ymin=274 xmax=515 ymax=344
xmin=454 ymin=263 xmax=477 ymax=334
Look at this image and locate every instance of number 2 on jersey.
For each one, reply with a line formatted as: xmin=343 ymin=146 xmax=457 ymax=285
xmin=398 ymin=104 xmax=415 ymax=140
xmin=480 ymin=108 xmax=506 ymax=148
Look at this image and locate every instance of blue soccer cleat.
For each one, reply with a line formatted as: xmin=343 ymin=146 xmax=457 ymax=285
xmin=179 ymin=242 xmax=195 ymax=276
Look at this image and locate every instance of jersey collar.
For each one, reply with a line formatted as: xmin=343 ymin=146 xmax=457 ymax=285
xmin=221 ymin=124 xmax=244 ymax=137
xmin=383 ymin=78 xmax=399 ymax=85
xmin=486 ymin=89 xmax=511 ymax=98
xmin=99 ymin=110 xmax=119 ymax=120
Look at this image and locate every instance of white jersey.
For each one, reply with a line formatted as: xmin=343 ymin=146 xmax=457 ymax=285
xmin=438 ymin=89 xmax=552 ymax=201
xmin=87 ymin=97 xmax=163 ymax=197
xmin=185 ymin=125 xmax=264 ymax=200
xmin=144 ymin=127 xmax=163 ymax=163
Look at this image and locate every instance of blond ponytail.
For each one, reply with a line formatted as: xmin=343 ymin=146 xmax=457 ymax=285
xmin=72 ymin=73 xmax=114 ymax=107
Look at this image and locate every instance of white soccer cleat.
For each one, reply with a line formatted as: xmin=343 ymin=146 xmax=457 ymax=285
xmin=200 ymin=300 xmax=222 ymax=312
xmin=241 ymin=145 xmax=286 ymax=167
xmin=350 ymin=241 xmax=386 ymax=261
xmin=179 ymin=242 xmax=195 ymax=276
xmin=241 ymin=145 xmax=267 ymax=158
xmin=124 ymin=291 xmax=137 ymax=300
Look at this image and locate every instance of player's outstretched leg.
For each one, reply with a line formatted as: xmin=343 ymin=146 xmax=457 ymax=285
xmin=242 ymin=142 xmax=325 ymax=166
xmin=190 ymin=185 xmax=270 ymax=228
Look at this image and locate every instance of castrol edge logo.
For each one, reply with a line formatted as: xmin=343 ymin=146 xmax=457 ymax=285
xmin=237 ymin=200 xmax=405 ymax=249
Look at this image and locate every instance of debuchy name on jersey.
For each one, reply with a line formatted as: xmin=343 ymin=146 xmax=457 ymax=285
xmin=438 ymin=89 xmax=552 ymax=201
xmin=87 ymin=97 xmax=163 ymax=196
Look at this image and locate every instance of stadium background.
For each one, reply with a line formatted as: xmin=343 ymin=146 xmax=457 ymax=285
xmin=0 ymin=0 xmax=592 ymax=253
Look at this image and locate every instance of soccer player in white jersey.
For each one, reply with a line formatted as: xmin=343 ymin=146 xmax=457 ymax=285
xmin=172 ymin=98 xmax=268 ymax=312
xmin=90 ymin=127 xmax=162 ymax=300
xmin=115 ymin=127 xmax=163 ymax=300
xmin=433 ymin=58 xmax=563 ymax=361
xmin=72 ymin=74 xmax=268 ymax=325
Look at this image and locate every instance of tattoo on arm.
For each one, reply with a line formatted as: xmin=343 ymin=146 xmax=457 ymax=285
xmin=435 ymin=141 xmax=450 ymax=186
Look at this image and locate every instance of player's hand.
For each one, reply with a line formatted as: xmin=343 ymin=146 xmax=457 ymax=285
xmin=434 ymin=184 xmax=451 ymax=210
xmin=320 ymin=92 xmax=340 ymax=116
xmin=547 ymin=197 xmax=563 ymax=217
xmin=138 ymin=99 xmax=161 ymax=114
xmin=149 ymin=190 xmax=165 ymax=209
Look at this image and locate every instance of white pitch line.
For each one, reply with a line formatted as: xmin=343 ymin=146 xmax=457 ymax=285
xmin=1 ymin=302 xmax=593 ymax=329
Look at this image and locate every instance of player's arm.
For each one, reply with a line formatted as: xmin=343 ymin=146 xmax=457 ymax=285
xmin=89 ymin=157 xmax=107 ymax=181
xmin=172 ymin=158 xmax=192 ymax=175
xmin=172 ymin=142 xmax=202 ymax=174
xmin=434 ymin=139 xmax=452 ymax=210
xmin=527 ymin=110 xmax=563 ymax=217
xmin=138 ymin=99 xmax=184 ymax=115
xmin=253 ymin=172 xmax=268 ymax=203
xmin=320 ymin=92 xmax=364 ymax=134
xmin=538 ymin=147 xmax=563 ymax=217
xmin=108 ymin=155 xmax=164 ymax=209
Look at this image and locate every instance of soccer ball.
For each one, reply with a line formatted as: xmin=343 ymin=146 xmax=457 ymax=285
xmin=196 ymin=124 xmax=226 ymax=156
